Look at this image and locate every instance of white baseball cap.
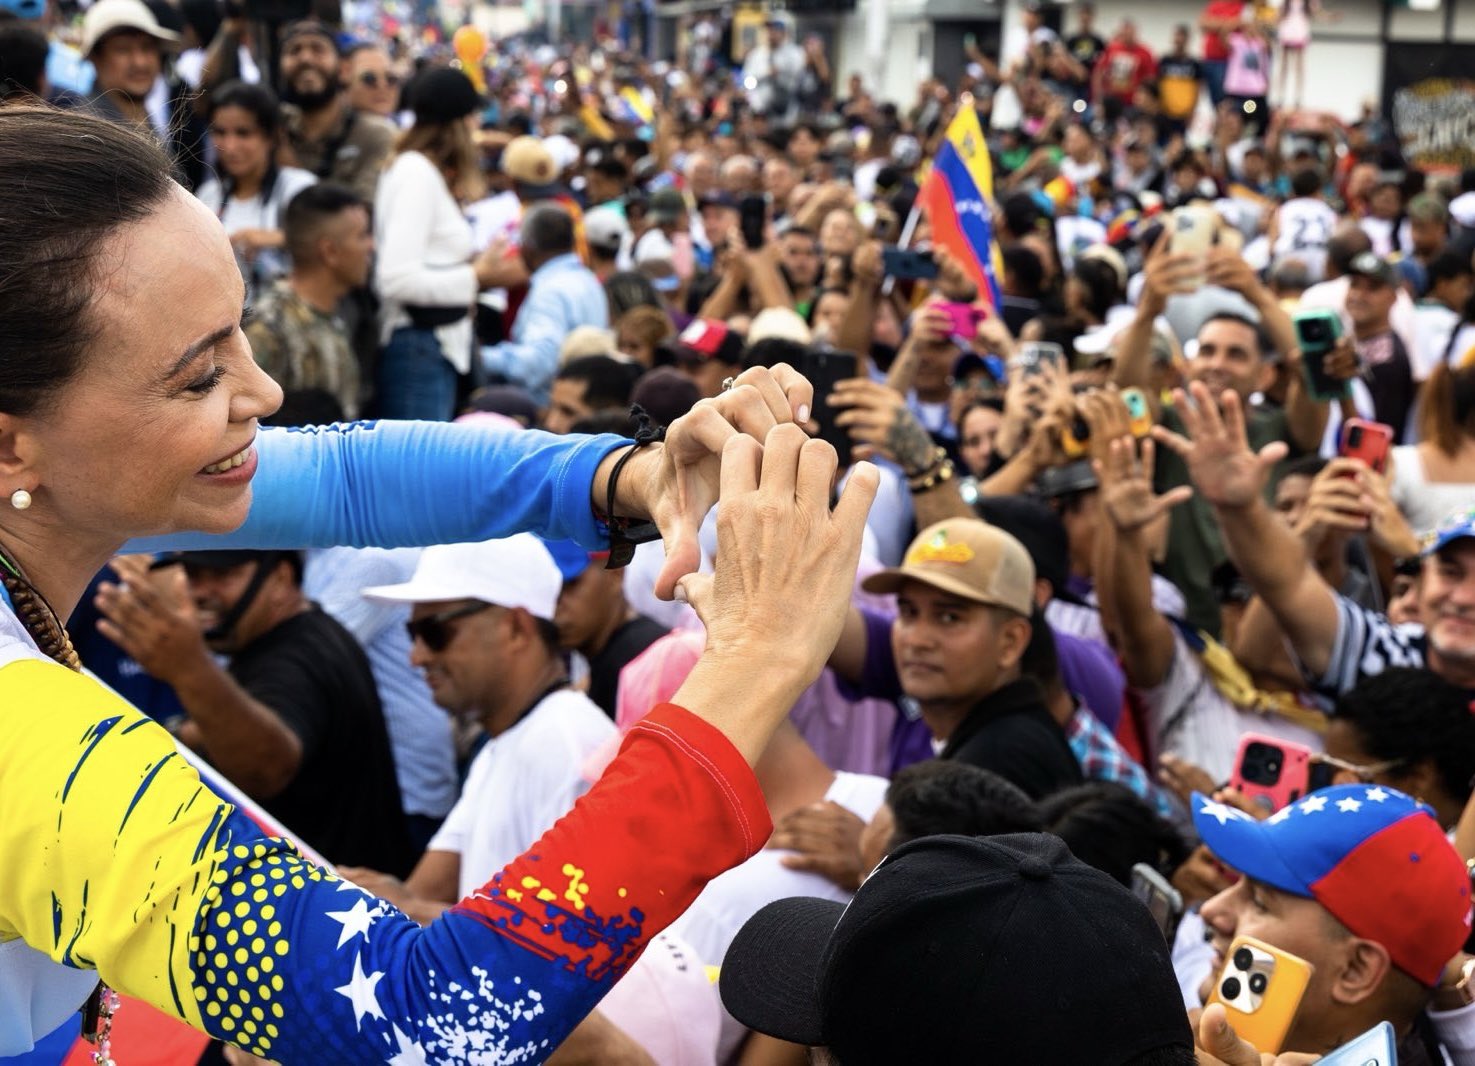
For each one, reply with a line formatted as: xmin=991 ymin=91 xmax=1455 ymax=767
xmin=584 ymin=207 xmax=630 ymax=255
xmin=361 ymin=534 xmax=561 ymax=621
xmin=82 ymin=0 xmax=181 ymax=56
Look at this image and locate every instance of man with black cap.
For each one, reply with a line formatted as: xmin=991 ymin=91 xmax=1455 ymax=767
xmin=277 ymin=18 xmax=395 ymax=202
xmin=93 ymin=550 xmax=414 ymax=876
xmin=1343 ymin=250 xmax=1416 ymax=438
xmin=719 ymin=832 xmax=1195 ymax=1064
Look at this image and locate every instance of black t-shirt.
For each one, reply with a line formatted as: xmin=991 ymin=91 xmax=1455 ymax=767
xmin=940 ymin=678 xmax=1084 ymax=800
xmin=228 ymin=607 xmax=414 ymax=876
xmin=1065 ymin=31 xmax=1105 ymax=91
xmin=587 ymin=615 xmax=669 ymax=719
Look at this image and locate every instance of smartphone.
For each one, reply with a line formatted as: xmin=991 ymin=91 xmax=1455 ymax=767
xmin=1339 ymin=418 xmax=1394 ymax=477
xmin=739 ymin=195 xmax=767 ymax=251
xmin=1131 ymin=863 xmax=1184 ymax=944
xmin=1169 ymin=205 xmax=1217 ymax=255
xmin=1009 ymin=341 xmax=1065 ymax=378
xmin=1169 ymin=205 xmax=1216 ymax=287
xmin=1208 ymin=936 xmax=1314 ymax=1054
xmin=881 ymin=245 xmax=939 ymax=282
xmin=1122 ymin=387 xmax=1153 ymax=439
xmin=1229 ymin=734 xmax=1315 ymax=814
xmin=1316 ymin=1021 xmax=1397 ymax=1066
xmin=938 ymin=301 xmax=984 ymax=344
xmin=1294 ymin=309 xmax=1349 ymax=402
xmin=798 ymin=348 xmax=859 ymax=456
xmin=1061 ymin=414 xmax=1091 ymax=459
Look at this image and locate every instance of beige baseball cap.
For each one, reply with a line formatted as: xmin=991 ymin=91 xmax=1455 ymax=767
xmin=82 ymin=0 xmax=180 ymax=56
xmin=862 ymin=520 xmax=1036 ymax=616
xmin=500 ymin=135 xmax=559 ymax=191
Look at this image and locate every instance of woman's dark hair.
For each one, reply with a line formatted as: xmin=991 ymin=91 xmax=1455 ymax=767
xmin=885 ymin=760 xmax=1043 ymax=853
xmin=1071 ymin=257 xmax=1122 ymax=323
xmin=0 ymin=107 xmax=174 ymax=416
xmin=0 ymin=24 xmax=48 ymax=100
xmin=605 ymin=271 xmax=662 ymax=318
xmin=1041 ymin=783 xmax=1191 ymax=887
xmin=208 ymin=81 xmax=284 ymax=206
xmin=1335 ymin=668 xmax=1475 ymax=805
xmin=208 ymin=80 xmax=284 ymax=141
xmin=1418 ymin=362 xmax=1475 ymax=457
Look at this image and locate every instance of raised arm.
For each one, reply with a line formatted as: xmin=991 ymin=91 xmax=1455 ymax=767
xmin=1153 ymin=382 xmax=1343 ymax=678
xmin=131 ymin=366 xmax=816 ymax=601
xmin=3 ymin=424 xmax=879 ymax=1061
xmin=1092 ymin=434 xmax=1193 ymax=687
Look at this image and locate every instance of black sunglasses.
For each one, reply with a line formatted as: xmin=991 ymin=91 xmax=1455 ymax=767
xmin=405 ymin=602 xmax=492 ymax=651
xmin=358 ymin=71 xmax=401 ymax=89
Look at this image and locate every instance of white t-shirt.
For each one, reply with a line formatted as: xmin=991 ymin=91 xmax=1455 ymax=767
xmin=196 ymin=166 xmax=317 ymax=291
xmin=1139 ymin=630 xmax=1323 ymax=783
xmin=667 ymin=771 xmax=888 ymax=1063
xmin=1273 ymin=197 xmax=1337 ymax=279
xmin=668 ymin=771 xmax=889 ymax=968
xmin=430 ymin=689 xmax=615 ymax=896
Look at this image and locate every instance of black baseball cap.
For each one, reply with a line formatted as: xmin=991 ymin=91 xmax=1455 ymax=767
xmin=720 ymin=833 xmax=1192 ymax=1065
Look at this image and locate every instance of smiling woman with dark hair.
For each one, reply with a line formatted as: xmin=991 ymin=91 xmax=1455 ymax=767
xmin=0 ymin=105 xmax=875 ymax=1064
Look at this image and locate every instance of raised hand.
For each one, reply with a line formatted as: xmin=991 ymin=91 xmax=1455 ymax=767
xmin=828 ymin=377 xmax=935 ymax=474
xmin=1095 ymin=434 xmax=1193 ymax=533
xmin=1151 ymin=382 xmax=1287 ymax=511
xmin=611 ymin=363 xmax=814 ymax=601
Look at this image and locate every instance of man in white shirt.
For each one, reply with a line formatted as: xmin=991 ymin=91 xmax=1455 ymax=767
xmin=338 ymin=534 xmax=614 ymax=920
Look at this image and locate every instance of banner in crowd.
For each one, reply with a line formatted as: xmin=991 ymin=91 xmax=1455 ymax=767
xmin=917 ymin=101 xmax=1004 ymax=308
xmin=1381 ymin=43 xmax=1475 ymax=174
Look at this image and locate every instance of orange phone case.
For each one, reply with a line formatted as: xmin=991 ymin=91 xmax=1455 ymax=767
xmin=1207 ymin=936 xmax=1314 ymax=1054
xmin=1122 ymin=388 xmax=1154 ymax=439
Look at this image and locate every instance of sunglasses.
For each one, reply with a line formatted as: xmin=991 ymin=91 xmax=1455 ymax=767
xmin=405 ymin=602 xmax=492 ymax=652
xmin=1311 ymin=753 xmax=1404 ymax=783
xmin=358 ymin=71 xmax=401 ymax=89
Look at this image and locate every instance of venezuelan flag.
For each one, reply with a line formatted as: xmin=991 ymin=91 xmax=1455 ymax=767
xmin=917 ymin=101 xmax=1003 ymax=308
xmin=617 ymin=86 xmax=654 ymax=128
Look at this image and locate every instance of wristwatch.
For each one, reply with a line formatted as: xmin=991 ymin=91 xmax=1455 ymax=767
xmin=1434 ymin=956 xmax=1475 ymax=1012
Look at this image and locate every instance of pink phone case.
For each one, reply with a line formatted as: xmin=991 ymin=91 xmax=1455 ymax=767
xmin=1230 ymin=733 xmax=1314 ymax=813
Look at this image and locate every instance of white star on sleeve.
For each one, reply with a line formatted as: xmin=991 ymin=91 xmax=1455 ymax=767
xmin=1268 ymin=806 xmax=1293 ymax=824
xmin=1364 ymin=787 xmax=1390 ymax=803
xmin=326 ymin=897 xmax=380 ymax=949
xmin=386 ymin=1024 xmax=429 ymax=1066
xmin=1298 ymin=795 xmax=1328 ymax=814
xmin=1336 ymin=797 xmax=1362 ymax=813
xmin=335 ymin=952 xmax=386 ymax=1030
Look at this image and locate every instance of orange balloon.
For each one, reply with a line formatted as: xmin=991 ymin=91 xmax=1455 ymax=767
xmin=453 ymin=24 xmax=487 ymax=65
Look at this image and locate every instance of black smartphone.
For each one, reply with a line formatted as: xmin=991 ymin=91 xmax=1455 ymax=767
xmin=881 ymin=245 xmax=939 ymax=281
xmin=798 ymin=348 xmax=859 ymax=456
xmin=739 ymin=195 xmax=767 ymax=251
xmin=1131 ymin=863 xmax=1184 ymax=944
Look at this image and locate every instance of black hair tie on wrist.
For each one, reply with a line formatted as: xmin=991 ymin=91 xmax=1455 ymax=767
xmin=603 ymin=405 xmax=666 ymax=570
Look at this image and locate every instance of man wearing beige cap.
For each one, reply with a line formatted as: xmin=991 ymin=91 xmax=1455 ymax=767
xmin=859 ymin=519 xmax=1083 ymax=798
xmin=81 ymin=0 xmax=204 ymax=186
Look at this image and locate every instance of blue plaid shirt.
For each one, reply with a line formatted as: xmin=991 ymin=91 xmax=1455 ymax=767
xmin=1064 ymin=707 xmax=1181 ymax=821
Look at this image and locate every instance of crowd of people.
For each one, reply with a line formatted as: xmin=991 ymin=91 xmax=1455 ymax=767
xmin=3 ymin=0 xmax=1475 ymax=1062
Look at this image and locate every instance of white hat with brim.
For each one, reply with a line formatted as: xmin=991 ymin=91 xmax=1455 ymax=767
xmin=83 ymin=0 xmax=181 ymax=56
xmin=361 ymin=535 xmax=562 ymax=623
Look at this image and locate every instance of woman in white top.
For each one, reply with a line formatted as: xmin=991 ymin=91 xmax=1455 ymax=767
xmin=1390 ymin=362 xmax=1475 ymax=536
xmin=374 ymin=67 xmax=503 ymax=421
xmin=195 ymin=81 xmax=315 ymax=297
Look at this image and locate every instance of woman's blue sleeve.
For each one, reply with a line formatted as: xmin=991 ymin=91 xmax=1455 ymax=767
xmin=126 ymin=422 xmax=631 ymax=554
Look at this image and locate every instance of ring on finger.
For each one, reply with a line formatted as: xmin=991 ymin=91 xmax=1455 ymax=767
xmin=721 ymin=377 xmax=736 ymax=393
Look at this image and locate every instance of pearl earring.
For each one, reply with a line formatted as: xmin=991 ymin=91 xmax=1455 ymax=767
xmin=10 ymin=489 xmax=31 ymax=511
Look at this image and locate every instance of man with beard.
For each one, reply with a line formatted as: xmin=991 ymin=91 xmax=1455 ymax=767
xmin=276 ymin=19 xmax=394 ymax=202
